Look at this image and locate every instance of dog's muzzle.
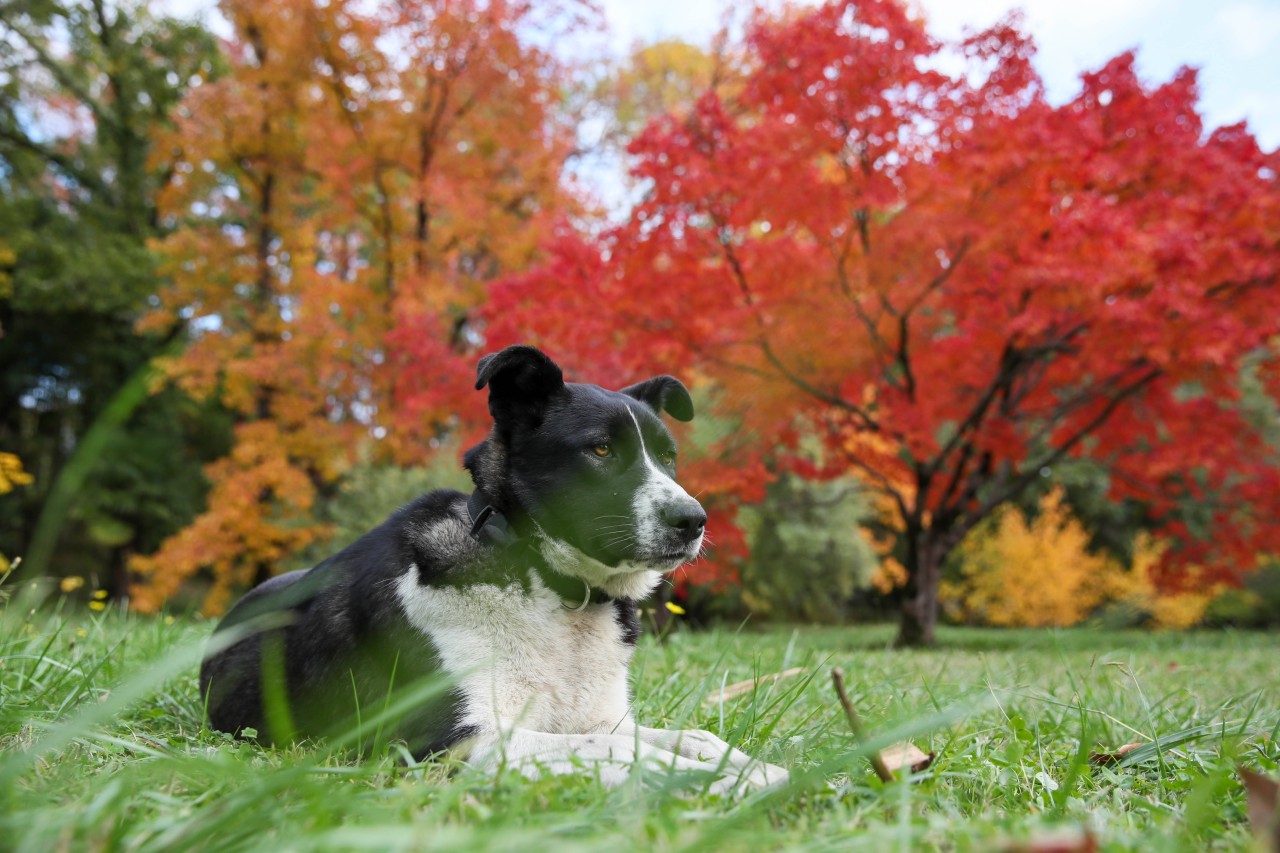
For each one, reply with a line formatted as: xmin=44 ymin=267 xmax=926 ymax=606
xmin=660 ymin=500 xmax=707 ymax=545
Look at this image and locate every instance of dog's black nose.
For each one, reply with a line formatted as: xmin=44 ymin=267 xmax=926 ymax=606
xmin=661 ymin=502 xmax=707 ymax=540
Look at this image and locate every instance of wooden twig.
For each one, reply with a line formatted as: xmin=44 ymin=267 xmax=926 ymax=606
xmin=831 ymin=667 xmax=894 ymax=782
xmin=702 ymin=667 xmax=806 ymax=705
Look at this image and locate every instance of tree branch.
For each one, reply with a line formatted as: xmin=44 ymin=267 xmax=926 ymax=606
xmin=0 ymin=124 xmax=110 ymax=197
xmin=715 ymin=217 xmax=882 ymax=432
xmin=956 ymin=365 xmax=1161 ymax=538
xmin=2 ymin=17 xmax=116 ymax=132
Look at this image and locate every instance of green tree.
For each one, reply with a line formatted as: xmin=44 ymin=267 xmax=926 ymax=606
xmin=0 ymin=0 xmax=225 ymax=592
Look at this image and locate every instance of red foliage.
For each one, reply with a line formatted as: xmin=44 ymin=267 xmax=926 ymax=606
xmin=459 ymin=0 xmax=1280 ymax=642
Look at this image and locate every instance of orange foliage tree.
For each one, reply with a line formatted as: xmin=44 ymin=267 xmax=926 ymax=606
xmin=133 ymin=0 xmax=585 ymax=612
xmin=467 ymin=0 xmax=1280 ymax=645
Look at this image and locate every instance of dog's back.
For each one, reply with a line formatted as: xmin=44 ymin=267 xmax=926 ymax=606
xmin=199 ymin=489 xmax=470 ymax=754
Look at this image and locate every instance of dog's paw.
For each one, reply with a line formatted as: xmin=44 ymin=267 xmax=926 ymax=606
xmin=667 ymin=728 xmax=736 ymax=763
xmin=740 ymin=760 xmax=789 ymax=790
xmin=701 ymin=765 xmax=787 ymax=798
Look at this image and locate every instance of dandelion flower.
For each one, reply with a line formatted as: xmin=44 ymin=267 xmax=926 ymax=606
xmin=60 ymin=576 xmax=85 ymax=593
xmin=665 ymin=601 xmax=686 ymax=616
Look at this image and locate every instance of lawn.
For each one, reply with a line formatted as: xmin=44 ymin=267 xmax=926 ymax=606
xmin=2 ymin=581 xmax=1277 ymax=852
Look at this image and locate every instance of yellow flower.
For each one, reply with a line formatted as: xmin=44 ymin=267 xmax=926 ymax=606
xmin=0 ymin=453 xmax=34 ymax=495
xmin=164 ymin=615 xmax=175 ymax=625
xmin=664 ymin=601 xmax=686 ymax=616
xmin=60 ymin=576 xmax=85 ymax=593
xmin=88 ymin=600 xmax=106 ymax=612
xmin=91 ymin=589 xmax=109 ymax=600
xmin=76 ymin=628 xmax=88 ymax=638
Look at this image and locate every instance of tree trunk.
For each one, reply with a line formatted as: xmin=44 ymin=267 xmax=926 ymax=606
xmin=110 ymin=546 xmax=132 ymax=602
xmin=896 ymin=536 xmax=943 ymax=647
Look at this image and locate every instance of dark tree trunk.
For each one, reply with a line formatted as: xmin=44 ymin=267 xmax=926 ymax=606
xmin=896 ymin=534 xmax=944 ymax=647
xmin=110 ymin=546 xmax=132 ymax=601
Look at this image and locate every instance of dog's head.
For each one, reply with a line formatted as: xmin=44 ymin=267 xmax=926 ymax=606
xmin=464 ymin=345 xmax=706 ymax=578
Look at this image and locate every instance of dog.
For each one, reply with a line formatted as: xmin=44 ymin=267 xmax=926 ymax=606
xmin=200 ymin=345 xmax=787 ymax=793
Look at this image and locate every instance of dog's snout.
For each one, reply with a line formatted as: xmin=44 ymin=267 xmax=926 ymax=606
xmin=661 ymin=502 xmax=707 ymax=539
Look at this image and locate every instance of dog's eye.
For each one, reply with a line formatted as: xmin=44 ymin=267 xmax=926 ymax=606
xmin=592 ymin=444 xmax=612 ymax=458
xmin=660 ymin=451 xmax=677 ymax=467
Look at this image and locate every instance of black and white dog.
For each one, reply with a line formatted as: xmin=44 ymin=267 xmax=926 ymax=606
xmin=200 ymin=345 xmax=787 ymax=792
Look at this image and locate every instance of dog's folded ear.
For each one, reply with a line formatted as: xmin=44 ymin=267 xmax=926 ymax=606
xmin=620 ymin=375 xmax=694 ymax=422
xmin=475 ymin=345 xmax=565 ymax=426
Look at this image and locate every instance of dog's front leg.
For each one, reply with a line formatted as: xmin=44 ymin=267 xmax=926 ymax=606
xmin=623 ymin=724 xmax=789 ymax=790
xmin=467 ymin=728 xmax=746 ymax=793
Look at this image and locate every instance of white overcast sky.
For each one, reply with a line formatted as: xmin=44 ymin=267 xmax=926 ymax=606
xmin=600 ymin=0 xmax=1280 ymax=149
xmin=162 ymin=0 xmax=1280 ymax=150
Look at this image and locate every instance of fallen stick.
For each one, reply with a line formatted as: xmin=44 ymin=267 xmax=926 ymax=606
xmin=831 ymin=666 xmax=894 ymax=783
xmin=703 ymin=667 xmax=806 ymax=704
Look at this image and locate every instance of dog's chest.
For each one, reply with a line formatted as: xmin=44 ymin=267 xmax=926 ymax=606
xmin=395 ymin=576 xmax=635 ymax=735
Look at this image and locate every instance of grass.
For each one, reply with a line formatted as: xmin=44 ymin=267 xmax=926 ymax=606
xmin=2 ymin=578 xmax=1278 ymax=852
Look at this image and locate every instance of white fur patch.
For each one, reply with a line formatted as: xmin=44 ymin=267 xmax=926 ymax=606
xmin=394 ymin=572 xmax=635 ymax=738
xmin=537 ymin=533 xmax=663 ymax=600
xmin=625 ymin=407 xmax=704 ymax=558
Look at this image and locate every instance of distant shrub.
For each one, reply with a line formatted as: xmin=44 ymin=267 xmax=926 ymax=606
xmin=942 ymin=489 xmax=1219 ymax=630
xmin=1094 ymin=536 xmax=1218 ymax=630
xmin=1202 ymin=561 xmax=1280 ymax=628
xmin=941 ymin=489 xmax=1115 ymax=627
xmin=735 ymin=475 xmax=878 ymax=623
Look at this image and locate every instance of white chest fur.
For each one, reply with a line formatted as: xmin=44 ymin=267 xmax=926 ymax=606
xmin=394 ymin=573 xmax=635 ymax=737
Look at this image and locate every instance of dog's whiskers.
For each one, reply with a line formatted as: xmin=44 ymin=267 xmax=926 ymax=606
xmin=594 ymin=523 xmax=633 ymax=533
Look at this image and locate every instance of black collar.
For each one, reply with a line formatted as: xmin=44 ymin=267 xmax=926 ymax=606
xmin=465 ymin=491 xmax=613 ymax=610
xmin=466 ymin=489 xmax=516 ymax=548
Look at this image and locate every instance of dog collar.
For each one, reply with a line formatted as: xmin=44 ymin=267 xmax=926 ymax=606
xmin=466 ymin=490 xmax=516 ymax=548
xmin=465 ymin=491 xmax=612 ymax=610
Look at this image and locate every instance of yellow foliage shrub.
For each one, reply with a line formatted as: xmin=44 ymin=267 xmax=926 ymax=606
xmin=1098 ymin=535 xmax=1219 ymax=629
xmin=941 ymin=489 xmax=1116 ymax=627
xmin=941 ymin=489 xmax=1216 ymax=629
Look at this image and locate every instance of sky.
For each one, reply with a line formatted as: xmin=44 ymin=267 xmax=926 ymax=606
xmin=598 ymin=0 xmax=1280 ymax=150
xmin=162 ymin=0 xmax=1280 ymax=150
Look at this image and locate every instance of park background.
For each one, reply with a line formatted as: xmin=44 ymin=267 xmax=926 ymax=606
xmin=3 ymin=0 xmax=1280 ymax=643
xmin=3 ymin=2 xmax=1280 ymax=850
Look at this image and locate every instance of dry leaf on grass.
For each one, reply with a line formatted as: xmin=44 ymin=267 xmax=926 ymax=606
xmin=879 ymin=742 xmax=935 ymax=774
xmin=1239 ymin=765 xmax=1280 ymax=853
xmin=999 ymin=829 xmax=1097 ymax=853
xmin=703 ymin=667 xmax=805 ymax=704
xmin=1088 ymin=742 xmax=1143 ymax=765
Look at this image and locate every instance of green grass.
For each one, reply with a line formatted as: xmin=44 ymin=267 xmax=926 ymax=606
xmin=2 ymin=580 xmax=1278 ymax=852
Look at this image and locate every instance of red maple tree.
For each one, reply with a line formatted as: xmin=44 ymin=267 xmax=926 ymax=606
xmin=467 ymin=0 xmax=1280 ymax=644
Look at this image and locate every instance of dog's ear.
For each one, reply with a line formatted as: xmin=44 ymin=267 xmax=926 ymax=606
xmin=620 ymin=375 xmax=694 ymax=422
xmin=475 ymin=345 xmax=565 ymax=427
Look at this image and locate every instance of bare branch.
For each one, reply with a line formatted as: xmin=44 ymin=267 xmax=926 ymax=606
xmin=957 ymin=365 xmax=1161 ymax=537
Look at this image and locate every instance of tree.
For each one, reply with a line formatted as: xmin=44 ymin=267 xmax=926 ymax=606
xmin=133 ymin=0 xmax=585 ymax=613
xmin=0 ymin=0 xmax=224 ymax=590
xmin=475 ymin=0 xmax=1280 ymax=645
